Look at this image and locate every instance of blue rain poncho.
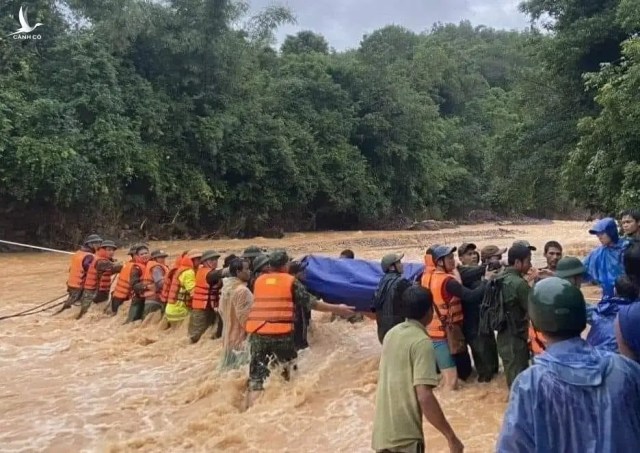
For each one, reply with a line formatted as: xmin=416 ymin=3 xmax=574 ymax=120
xmin=586 ymin=296 xmax=639 ymax=352
xmin=497 ymin=337 xmax=640 ymax=453
xmin=583 ymin=218 xmax=627 ymax=297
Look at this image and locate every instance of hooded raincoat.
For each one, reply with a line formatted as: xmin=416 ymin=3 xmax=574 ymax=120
xmin=497 ymin=337 xmax=640 ymax=453
xmin=586 ymin=296 xmax=639 ymax=352
xmin=583 ymin=218 xmax=627 ymax=297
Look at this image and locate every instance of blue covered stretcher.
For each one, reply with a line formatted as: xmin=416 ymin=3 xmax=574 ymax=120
xmin=300 ymin=255 xmax=424 ymax=312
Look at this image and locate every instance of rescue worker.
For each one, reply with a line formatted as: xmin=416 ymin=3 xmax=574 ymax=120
xmin=583 ymin=217 xmax=627 ymax=297
xmin=246 ymin=250 xmax=355 ymax=408
xmin=372 ymin=253 xmax=412 ymax=344
xmin=498 ymin=277 xmax=640 ymax=452
xmin=339 ymin=249 xmax=355 ymax=259
xmin=512 ymin=240 xmax=539 ymax=286
xmin=497 ymin=244 xmax=532 ymax=388
xmin=248 ymin=253 xmax=270 ymax=293
xmin=158 ymin=251 xmax=189 ymax=306
xmin=141 ymin=250 xmax=169 ymax=319
xmin=164 ymin=250 xmax=202 ymax=326
xmin=536 ymin=241 xmax=563 ymax=281
xmin=188 ymin=250 xmax=223 ymax=343
xmin=425 ymin=245 xmax=493 ymax=390
xmin=530 ymin=256 xmax=585 ymax=356
xmin=620 ymin=208 xmax=640 ymax=241
xmin=219 ymin=258 xmax=254 ymax=371
xmin=616 ymin=302 xmax=640 ymax=362
xmin=109 ymin=245 xmax=141 ymax=315
xmin=125 ymin=244 xmax=150 ymax=323
xmin=60 ymin=234 xmax=103 ymax=311
xmin=290 ymin=260 xmax=312 ymax=350
xmin=77 ymin=240 xmax=122 ymax=320
xmin=242 ymin=246 xmax=263 ymax=269
xmin=458 ymin=243 xmax=478 ymax=266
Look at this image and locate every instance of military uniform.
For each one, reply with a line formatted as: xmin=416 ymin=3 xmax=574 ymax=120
xmin=78 ymin=256 xmax=122 ymax=319
xmin=497 ymin=267 xmax=531 ymax=388
xmin=127 ymin=265 xmax=146 ymax=323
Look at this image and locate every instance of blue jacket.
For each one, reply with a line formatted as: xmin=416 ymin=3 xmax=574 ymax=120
xmin=586 ymin=297 xmax=639 ymax=352
xmin=497 ymin=338 xmax=640 ymax=453
xmin=583 ymin=218 xmax=627 ymax=297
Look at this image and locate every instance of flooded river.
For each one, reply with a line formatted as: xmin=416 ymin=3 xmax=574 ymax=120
xmin=0 ymin=222 xmax=599 ymax=452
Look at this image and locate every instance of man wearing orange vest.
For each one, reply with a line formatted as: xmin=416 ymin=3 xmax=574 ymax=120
xmin=164 ymin=250 xmax=203 ymax=325
xmin=108 ymin=245 xmax=138 ymax=315
xmin=77 ymin=240 xmax=123 ymax=319
xmin=126 ymin=244 xmax=151 ymax=323
xmin=141 ymin=249 xmax=169 ymax=319
xmin=60 ymin=234 xmax=103 ymax=312
xmin=425 ymin=245 xmax=493 ymax=391
xmin=188 ymin=250 xmax=224 ymax=343
xmin=246 ymin=250 xmax=356 ymax=407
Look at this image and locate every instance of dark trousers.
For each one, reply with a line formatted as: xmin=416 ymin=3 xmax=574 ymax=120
xmin=126 ymin=298 xmax=145 ymax=323
xmin=468 ymin=332 xmax=500 ymax=380
xmin=497 ymin=330 xmax=529 ymax=388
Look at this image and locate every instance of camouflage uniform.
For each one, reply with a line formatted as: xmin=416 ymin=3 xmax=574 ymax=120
xmin=77 ymin=260 xmax=122 ymax=319
xmin=188 ymin=269 xmax=225 ymax=343
xmin=127 ymin=265 xmax=146 ymax=323
xmin=248 ymin=280 xmax=316 ymax=391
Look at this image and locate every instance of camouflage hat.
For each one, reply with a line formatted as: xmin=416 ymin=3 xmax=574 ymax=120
xmin=83 ymin=234 xmax=102 ymax=245
xmin=201 ymin=250 xmax=221 ymax=262
xmin=513 ymin=240 xmax=537 ymax=251
xmin=99 ymin=240 xmax=117 ymax=249
xmin=381 ymin=253 xmax=404 ymax=272
xmin=481 ymin=245 xmax=507 ymax=260
xmin=269 ymin=250 xmax=290 ymax=268
xmin=253 ymin=254 xmax=270 ymax=272
xmin=151 ymin=249 xmax=169 ymax=259
xmin=555 ymin=257 xmax=585 ymax=279
xmin=242 ymin=246 xmax=263 ymax=258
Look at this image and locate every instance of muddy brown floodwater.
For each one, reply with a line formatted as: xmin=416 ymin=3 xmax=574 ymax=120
xmin=0 ymin=221 xmax=602 ymax=452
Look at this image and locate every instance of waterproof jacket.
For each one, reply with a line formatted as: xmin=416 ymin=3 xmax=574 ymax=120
xmin=587 ymin=296 xmax=639 ymax=352
xmin=584 ymin=218 xmax=628 ymax=297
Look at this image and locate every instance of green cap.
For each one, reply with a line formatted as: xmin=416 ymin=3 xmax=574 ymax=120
xmin=555 ymin=257 xmax=585 ymax=279
xmin=99 ymin=240 xmax=117 ymax=249
xmin=84 ymin=234 xmax=102 ymax=245
xmin=529 ymin=277 xmax=586 ymax=333
xmin=481 ymin=245 xmax=507 ymax=260
xmin=201 ymin=250 xmax=221 ymax=262
xmin=269 ymin=250 xmax=290 ymax=268
xmin=381 ymin=253 xmax=404 ymax=272
xmin=242 ymin=246 xmax=263 ymax=258
xmin=513 ymin=240 xmax=537 ymax=251
xmin=253 ymin=254 xmax=270 ymax=272
xmin=151 ymin=249 xmax=169 ymax=259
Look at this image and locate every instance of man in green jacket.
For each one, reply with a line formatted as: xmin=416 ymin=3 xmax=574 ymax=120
xmin=497 ymin=243 xmax=532 ymax=388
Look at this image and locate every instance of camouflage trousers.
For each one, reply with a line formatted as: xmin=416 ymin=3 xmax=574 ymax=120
xmin=126 ymin=298 xmax=145 ymax=323
xmin=76 ymin=290 xmax=97 ymax=319
xmin=188 ymin=309 xmax=223 ymax=343
xmin=62 ymin=288 xmax=83 ymax=310
xmin=143 ymin=299 xmax=164 ymax=319
xmin=248 ymin=334 xmax=297 ymax=391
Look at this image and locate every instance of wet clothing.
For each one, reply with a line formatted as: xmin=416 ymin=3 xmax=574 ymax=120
xmin=372 ymin=320 xmax=439 ymax=453
xmin=497 ymin=267 xmax=531 ymax=388
xmin=62 ymin=247 xmax=96 ymax=310
xmin=584 ymin=218 xmax=628 ymax=297
xmin=219 ymin=277 xmax=253 ymax=370
xmin=77 ymin=258 xmax=122 ymax=319
xmin=586 ymin=296 xmax=639 ymax=352
xmin=164 ymin=259 xmax=196 ymax=324
xmin=126 ymin=265 xmax=146 ymax=323
xmin=498 ymin=337 xmax=640 ymax=453
xmin=187 ymin=268 xmax=224 ymax=342
xmin=372 ymin=272 xmax=412 ymax=344
xmin=248 ymin=279 xmax=315 ymax=390
xmin=143 ymin=264 xmax=166 ymax=318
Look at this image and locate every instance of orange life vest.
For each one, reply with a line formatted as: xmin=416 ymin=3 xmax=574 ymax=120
xmin=191 ymin=266 xmax=221 ymax=310
xmin=421 ymin=253 xmax=437 ymax=288
xmin=159 ymin=256 xmax=183 ymax=304
xmin=67 ymin=250 xmax=93 ymax=289
xmin=426 ymin=270 xmax=464 ymax=340
xmin=83 ymin=252 xmax=113 ymax=292
xmin=112 ymin=261 xmax=143 ymax=300
xmin=166 ymin=256 xmax=196 ymax=305
xmin=142 ymin=262 xmax=169 ymax=300
xmin=246 ymin=273 xmax=295 ymax=335
xmin=529 ymin=324 xmax=546 ymax=355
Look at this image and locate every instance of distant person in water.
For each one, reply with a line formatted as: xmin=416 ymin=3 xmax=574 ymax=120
xmin=219 ymin=259 xmax=253 ymax=370
xmin=583 ymin=217 xmax=628 ymax=297
xmin=339 ymin=249 xmax=355 ymax=259
xmin=333 ymin=249 xmax=364 ymax=323
xmin=372 ymin=286 xmax=464 ymax=453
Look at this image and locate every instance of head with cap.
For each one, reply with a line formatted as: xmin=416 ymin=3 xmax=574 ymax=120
xmin=402 ymin=286 xmax=434 ymax=327
xmin=458 ymin=243 xmax=478 ymax=266
xmin=508 ymin=244 xmax=532 ymax=275
xmin=223 ymin=254 xmax=238 ymax=269
xmin=616 ymin=303 xmax=640 ymax=362
xmin=252 ymin=254 xmax=270 ymax=274
xmin=201 ymin=250 xmax=220 ymax=269
xmin=83 ymin=234 xmax=103 ymax=252
xmin=340 ymin=249 xmax=355 ymax=259
xmin=132 ymin=243 xmax=150 ymax=264
xmin=543 ymin=241 xmax=563 ymax=271
xmin=229 ymin=258 xmax=251 ymax=282
xmin=187 ymin=249 xmax=203 ymax=268
xmin=481 ymin=245 xmax=507 ymax=265
xmin=150 ymin=249 xmax=169 ymax=265
xmin=513 ymin=240 xmax=537 ymax=252
xmin=432 ymin=245 xmax=457 ymax=273
xmin=620 ymin=209 xmax=640 ymax=237
xmin=269 ymin=249 xmax=290 ymax=271
xmin=529 ymin=277 xmax=587 ymax=343
xmin=242 ymin=246 xmax=263 ymax=263
xmin=588 ymin=217 xmax=620 ymax=246
xmin=555 ymin=256 xmax=584 ymax=288
xmin=98 ymin=240 xmax=118 ymax=258
xmin=381 ymin=253 xmax=404 ymax=274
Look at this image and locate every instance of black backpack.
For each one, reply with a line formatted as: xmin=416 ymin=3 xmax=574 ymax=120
xmin=479 ymin=277 xmax=507 ymax=334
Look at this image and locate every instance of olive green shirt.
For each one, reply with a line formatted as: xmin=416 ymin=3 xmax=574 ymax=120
xmin=501 ymin=267 xmax=531 ymax=336
xmin=372 ymin=319 xmax=439 ymax=452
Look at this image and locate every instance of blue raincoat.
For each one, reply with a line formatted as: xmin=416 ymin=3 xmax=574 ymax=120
xmin=583 ymin=218 xmax=627 ymax=297
xmin=586 ymin=296 xmax=639 ymax=352
xmin=497 ymin=338 xmax=640 ymax=453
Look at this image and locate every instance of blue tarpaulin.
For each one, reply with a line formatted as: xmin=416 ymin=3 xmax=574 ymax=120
xmin=300 ymin=255 xmax=424 ymax=311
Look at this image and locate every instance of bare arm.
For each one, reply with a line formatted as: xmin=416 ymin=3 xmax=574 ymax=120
xmin=416 ymin=385 xmax=457 ymax=439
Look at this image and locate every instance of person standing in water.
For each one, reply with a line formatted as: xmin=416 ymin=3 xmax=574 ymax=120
xmin=498 ymin=277 xmax=640 ymax=452
xmin=372 ymin=253 xmax=412 ymax=344
xmin=77 ymin=240 xmax=122 ymax=319
xmin=60 ymin=234 xmax=103 ymax=312
xmin=583 ymin=217 xmax=628 ymax=297
xmin=372 ymin=286 xmax=463 ymax=453
xmin=141 ymin=250 xmax=169 ymax=319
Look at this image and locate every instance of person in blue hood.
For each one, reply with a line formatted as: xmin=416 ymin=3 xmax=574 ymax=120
xmin=587 ymin=275 xmax=640 ymax=352
xmin=498 ymin=277 xmax=640 ymax=453
xmin=583 ymin=217 xmax=628 ymax=297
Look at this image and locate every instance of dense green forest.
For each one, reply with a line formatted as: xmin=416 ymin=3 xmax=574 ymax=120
xmin=1 ymin=0 xmax=639 ymax=244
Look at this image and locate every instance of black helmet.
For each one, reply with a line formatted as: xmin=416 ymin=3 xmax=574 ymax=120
xmin=83 ymin=234 xmax=102 ymax=246
xmin=529 ymin=277 xmax=586 ymax=333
